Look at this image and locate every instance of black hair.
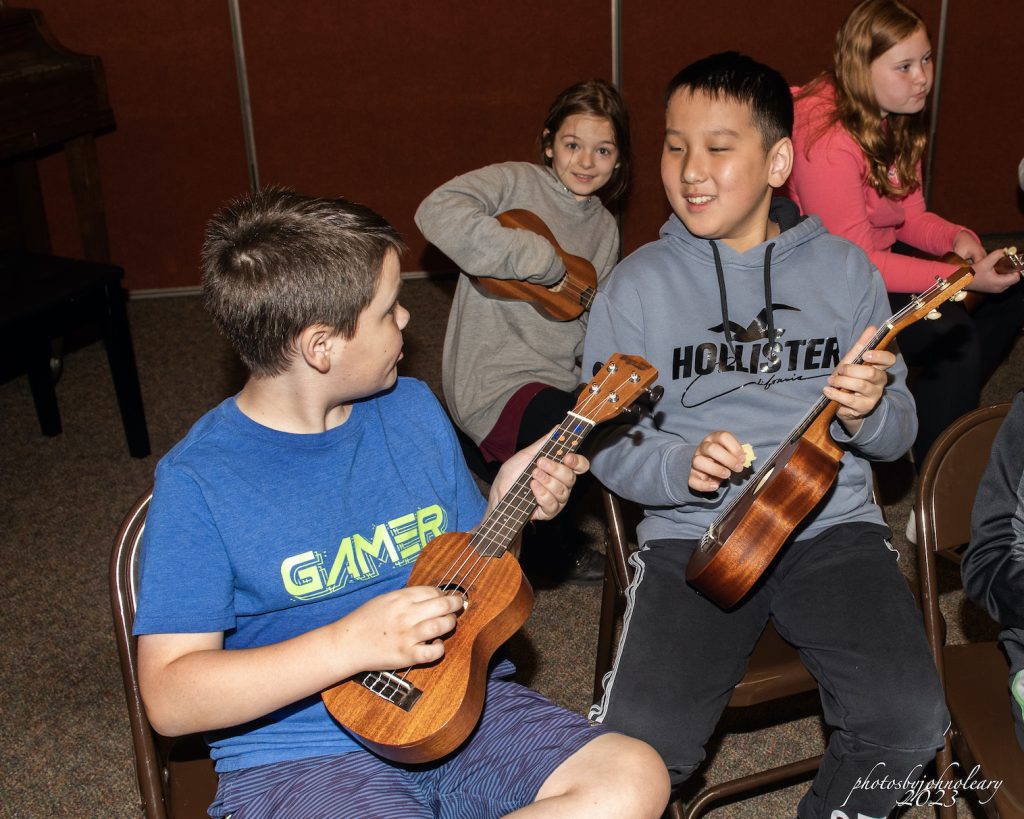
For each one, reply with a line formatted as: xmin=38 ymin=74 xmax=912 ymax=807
xmin=665 ymin=51 xmax=793 ymax=150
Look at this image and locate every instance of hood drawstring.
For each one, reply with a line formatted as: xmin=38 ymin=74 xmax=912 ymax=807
xmin=709 ymin=240 xmax=780 ymax=373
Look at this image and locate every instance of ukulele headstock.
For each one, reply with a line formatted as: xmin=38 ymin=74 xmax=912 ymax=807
xmin=996 ymin=246 xmax=1023 ymax=277
xmin=577 ymin=354 xmax=661 ymax=425
xmin=892 ymin=265 xmax=974 ymax=331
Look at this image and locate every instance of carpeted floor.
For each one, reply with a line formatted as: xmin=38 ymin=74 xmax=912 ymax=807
xmin=0 ymin=263 xmax=1020 ymax=818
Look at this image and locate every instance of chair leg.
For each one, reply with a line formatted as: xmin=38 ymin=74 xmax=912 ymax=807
xmin=681 ymin=754 xmax=822 ymax=819
xmin=934 ymin=739 xmax=957 ymax=819
xmin=593 ymin=557 xmax=619 ymax=703
xmin=26 ymin=340 xmax=61 ymax=436
xmin=101 ymin=283 xmax=150 ymax=458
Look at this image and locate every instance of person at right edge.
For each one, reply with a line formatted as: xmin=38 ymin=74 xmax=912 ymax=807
xmin=962 ymin=387 xmax=1024 ymax=752
xmin=582 ymin=51 xmax=949 ymax=819
xmin=787 ymin=0 xmax=1024 ymax=476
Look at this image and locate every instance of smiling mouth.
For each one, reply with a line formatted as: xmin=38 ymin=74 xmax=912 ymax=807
xmin=686 ymin=195 xmax=713 ymax=204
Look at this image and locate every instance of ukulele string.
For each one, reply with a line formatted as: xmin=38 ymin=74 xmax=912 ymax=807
xmin=706 ymin=279 xmax=955 ymax=532
xmin=458 ymin=416 xmax=592 ymax=598
xmin=554 ymin=278 xmax=594 ymax=308
xmin=435 ymin=376 xmax=612 ymax=597
xmin=447 ymin=367 xmax=616 ymax=579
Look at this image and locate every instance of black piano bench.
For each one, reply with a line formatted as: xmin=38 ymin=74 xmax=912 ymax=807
xmin=1 ymin=250 xmax=151 ymax=458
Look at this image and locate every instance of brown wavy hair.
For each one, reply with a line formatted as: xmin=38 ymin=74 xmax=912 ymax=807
xmin=539 ymin=79 xmax=631 ymax=204
xmin=799 ymin=0 xmax=929 ymax=198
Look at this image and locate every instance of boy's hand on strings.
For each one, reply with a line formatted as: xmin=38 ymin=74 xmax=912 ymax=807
xmin=826 ymin=325 xmax=895 ymax=435
xmin=689 ymin=430 xmax=746 ymax=492
xmin=338 ymin=586 xmax=466 ymax=670
xmin=491 ymin=434 xmax=589 ymax=522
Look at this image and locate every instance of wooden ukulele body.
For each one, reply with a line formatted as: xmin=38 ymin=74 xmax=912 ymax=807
xmin=685 ymin=417 xmax=843 ymax=608
xmin=686 ymin=259 xmax=994 ymax=609
xmin=470 ymin=209 xmax=598 ymax=321
xmin=321 ymin=530 xmax=533 ymax=764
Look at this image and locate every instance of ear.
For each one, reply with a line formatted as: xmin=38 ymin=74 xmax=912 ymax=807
xmin=766 ymin=136 xmax=794 ymax=190
xmin=542 ymin=128 xmax=553 ymax=159
xmin=297 ymin=324 xmax=336 ymax=374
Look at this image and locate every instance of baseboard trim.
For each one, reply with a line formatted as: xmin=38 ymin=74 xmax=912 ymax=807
xmin=128 ymin=270 xmax=457 ymax=299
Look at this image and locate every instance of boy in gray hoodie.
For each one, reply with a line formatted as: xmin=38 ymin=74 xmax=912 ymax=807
xmin=583 ymin=52 xmax=948 ymax=819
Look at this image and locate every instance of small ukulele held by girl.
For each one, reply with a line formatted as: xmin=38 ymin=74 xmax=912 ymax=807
xmin=415 ymin=79 xmax=631 ymax=584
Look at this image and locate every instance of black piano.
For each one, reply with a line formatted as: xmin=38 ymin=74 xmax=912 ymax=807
xmin=0 ymin=3 xmax=149 ymax=458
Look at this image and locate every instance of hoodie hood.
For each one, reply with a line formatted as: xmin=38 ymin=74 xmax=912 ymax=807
xmin=660 ymin=196 xmax=820 ymax=373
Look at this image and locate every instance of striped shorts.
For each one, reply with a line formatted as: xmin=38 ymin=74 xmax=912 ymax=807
xmin=210 ymin=668 xmax=607 ymax=818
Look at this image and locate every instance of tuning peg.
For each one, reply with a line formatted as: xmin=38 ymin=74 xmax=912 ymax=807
xmin=613 ymin=384 xmax=664 ymax=425
xmin=925 ymin=309 xmax=942 ymax=320
xmin=618 ymin=404 xmax=645 ymax=424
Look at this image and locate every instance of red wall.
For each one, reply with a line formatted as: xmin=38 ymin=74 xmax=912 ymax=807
xmin=616 ymin=0 xmax=945 ymax=254
xmin=928 ymin=0 xmax=1023 ymax=231
xmin=30 ymin=0 xmax=248 ymax=288
xmin=18 ymin=1 xmax=1020 ymax=289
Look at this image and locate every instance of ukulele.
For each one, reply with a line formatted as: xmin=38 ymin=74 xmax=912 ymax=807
xmin=469 ymin=209 xmax=599 ymax=321
xmin=322 ymin=354 xmax=661 ymax=763
xmin=685 ymin=254 xmax=1021 ymax=609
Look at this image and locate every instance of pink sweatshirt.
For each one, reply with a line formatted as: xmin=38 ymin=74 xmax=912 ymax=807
xmin=786 ymin=81 xmax=975 ymax=293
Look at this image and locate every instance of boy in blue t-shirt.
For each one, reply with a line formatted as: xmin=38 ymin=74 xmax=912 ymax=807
xmin=133 ymin=188 xmax=669 ymax=819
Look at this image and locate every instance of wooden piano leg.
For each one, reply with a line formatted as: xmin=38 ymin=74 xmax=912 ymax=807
xmin=26 ymin=338 xmax=61 ymax=437
xmin=65 ymin=133 xmax=111 ymax=263
xmin=101 ymin=281 xmax=150 ymax=458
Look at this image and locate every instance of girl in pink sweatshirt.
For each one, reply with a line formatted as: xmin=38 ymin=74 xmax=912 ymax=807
xmin=787 ymin=0 xmax=1023 ymax=470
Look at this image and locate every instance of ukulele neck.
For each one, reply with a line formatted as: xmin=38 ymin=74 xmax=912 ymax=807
xmin=471 ymin=414 xmax=594 ymax=556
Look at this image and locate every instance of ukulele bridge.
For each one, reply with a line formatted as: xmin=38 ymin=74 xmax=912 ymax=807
xmin=699 ymin=528 xmax=719 ymax=553
xmin=353 ymin=671 xmax=423 ymax=712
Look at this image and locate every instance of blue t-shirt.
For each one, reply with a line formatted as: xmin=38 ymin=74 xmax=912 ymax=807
xmin=133 ymin=378 xmax=488 ymax=771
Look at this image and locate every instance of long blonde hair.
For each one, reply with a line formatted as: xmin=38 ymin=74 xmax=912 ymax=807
xmin=800 ymin=0 xmax=929 ymax=198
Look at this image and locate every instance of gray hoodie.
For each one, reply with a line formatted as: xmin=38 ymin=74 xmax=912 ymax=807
xmin=415 ymin=162 xmax=618 ymax=445
xmin=582 ymin=198 xmax=916 ymax=546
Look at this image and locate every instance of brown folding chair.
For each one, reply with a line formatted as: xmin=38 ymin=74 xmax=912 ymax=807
xmin=916 ymin=402 xmax=1024 ymax=819
xmin=110 ymin=489 xmax=218 ymax=819
xmin=594 ymin=486 xmax=822 ymax=819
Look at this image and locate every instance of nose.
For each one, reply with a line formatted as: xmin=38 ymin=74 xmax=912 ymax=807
xmin=578 ymin=149 xmax=595 ymax=169
xmin=682 ymin=154 xmax=705 ymax=184
xmin=397 ymin=304 xmax=410 ymax=330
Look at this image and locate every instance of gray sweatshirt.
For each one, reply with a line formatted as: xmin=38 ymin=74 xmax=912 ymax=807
xmin=582 ymin=198 xmax=917 ymax=546
xmin=415 ymin=162 xmax=619 ymax=444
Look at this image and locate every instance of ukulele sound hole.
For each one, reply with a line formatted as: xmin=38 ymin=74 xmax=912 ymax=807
xmin=438 ymin=582 xmax=469 ymax=612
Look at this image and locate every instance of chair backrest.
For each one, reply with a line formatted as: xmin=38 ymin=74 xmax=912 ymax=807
xmin=109 ymin=489 xmax=218 ymax=819
xmin=915 ymin=402 xmax=1011 ymax=665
